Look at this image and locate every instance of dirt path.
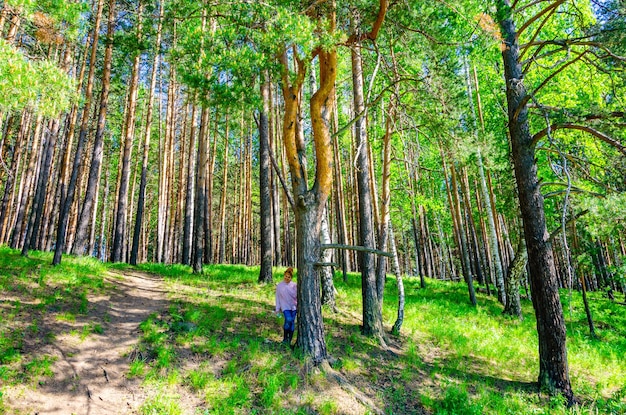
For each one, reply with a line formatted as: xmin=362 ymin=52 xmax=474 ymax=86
xmin=5 ymin=270 xmax=168 ymax=415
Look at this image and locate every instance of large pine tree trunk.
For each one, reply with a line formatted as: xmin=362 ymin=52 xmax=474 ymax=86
xmin=259 ymin=76 xmax=273 ymax=283
xmin=496 ymin=0 xmax=574 ymax=403
xmin=294 ymin=194 xmax=328 ymax=363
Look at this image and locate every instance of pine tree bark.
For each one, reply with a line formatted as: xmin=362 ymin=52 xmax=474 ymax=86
xmin=192 ymin=106 xmax=210 ymax=273
xmin=496 ymin=0 xmax=574 ymax=403
xmin=503 ymin=238 xmax=526 ymax=318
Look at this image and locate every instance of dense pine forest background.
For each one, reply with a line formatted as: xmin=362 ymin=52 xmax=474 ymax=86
xmin=0 ymin=0 xmax=625 ymax=412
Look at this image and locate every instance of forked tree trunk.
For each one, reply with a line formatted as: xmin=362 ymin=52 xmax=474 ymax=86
xmin=496 ymin=0 xmax=574 ymax=403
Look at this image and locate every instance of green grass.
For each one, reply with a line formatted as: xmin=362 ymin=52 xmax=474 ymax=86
xmin=0 ymin=246 xmax=109 ymax=390
xmin=1 ymin=246 xmax=625 ymax=414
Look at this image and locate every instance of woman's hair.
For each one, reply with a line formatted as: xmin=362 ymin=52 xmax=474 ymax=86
xmin=284 ymin=267 xmax=294 ymax=277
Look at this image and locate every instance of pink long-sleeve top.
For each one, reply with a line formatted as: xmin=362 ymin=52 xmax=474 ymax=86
xmin=275 ymin=281 xmax=297 ymax=313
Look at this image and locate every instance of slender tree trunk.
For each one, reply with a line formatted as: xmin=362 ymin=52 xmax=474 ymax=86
xmin=192 ymin=107 xmax=210 ymax=273
xmin=472 ymin=63 xmax=506 ymax=302
xmin=22 ymin=119 xmax=60 ymax=256
xmin=131 ymin=1 xmax=162 ymax=265
xmin=10 ymin=115 xmax=43 ymax=248
xmin=0 ymin=110 xmax=27 ymax=242
xmin=331 ymin=95 xmax=349 ymax=279
xmin=352 ymin=35 xmax=384 ymax=343
xmin=182 ymin=102 xmax=197 ymax=266
xmin=110 ymin=2 xmax=142 ymax=263
xmin=376 ymin=86 xmax=396 ymax=302
xmin=445 ymin=156 xmax=477 ymax=306
xmin=216 ymin=120 xmax=230 ymax=263
xmin=320 ymin=208 xmax=336 ymax=310
xmin=496 ymin=0 xmax=574 ymax=402
xmin=52 ymin=0 xmax=107 ymax=264
xmin=259 ymin=75 xmax=273 ymax=283
xmin=389 ymin=223 xmax=405 ymax=335
xmin=72 ymin=0 xmax=115 ymax=257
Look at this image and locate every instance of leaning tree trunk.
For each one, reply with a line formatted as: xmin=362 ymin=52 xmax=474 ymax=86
xmin=496 ymin=0 xmax=574 ymax=403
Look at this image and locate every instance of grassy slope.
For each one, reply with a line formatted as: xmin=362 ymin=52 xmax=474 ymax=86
xmin=1 ymin=245 xmax=625 ymax=414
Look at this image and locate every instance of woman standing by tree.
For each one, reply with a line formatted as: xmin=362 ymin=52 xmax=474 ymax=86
xmin=275 ymin=267 xmax=297 ymax=346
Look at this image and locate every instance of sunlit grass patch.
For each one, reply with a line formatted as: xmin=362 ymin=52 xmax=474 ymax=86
xmin=139 ymin=393 xmax=182 ymax=415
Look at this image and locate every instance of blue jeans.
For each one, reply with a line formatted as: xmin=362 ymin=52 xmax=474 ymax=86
xmin=283 ymin=310 xmax=296 ymax=332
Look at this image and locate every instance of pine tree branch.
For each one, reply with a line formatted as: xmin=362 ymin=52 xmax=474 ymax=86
xmin=532 ymin=123 xmax=626 ymax=156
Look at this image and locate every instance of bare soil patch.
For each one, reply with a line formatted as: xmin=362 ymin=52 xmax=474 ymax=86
xmin=4 ymin=270 xmax=168 ymax=415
